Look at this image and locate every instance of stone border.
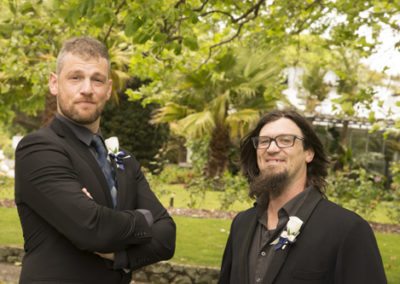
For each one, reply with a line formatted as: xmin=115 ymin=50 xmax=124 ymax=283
xmin=0 ymin=246 xmax=220 ymax=284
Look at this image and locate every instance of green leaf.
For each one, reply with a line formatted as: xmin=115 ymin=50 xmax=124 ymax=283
xmin=125 ymin=17 xmax=144 ymax=37
xmin=20 ymin=2 xmax=35 ymax=15
xmin=183 ymin=36 xmax=199 ymax=51
xmin=341 ymin=101 xmax=354 ymax=115
xmin=92 ymin=7 xmax=113 ymax=27
xmin=368 ymin=111 xmax=376 ymax=123
xmin=125 ymin=89 xmax=143 ymax=101
xmin=0 ymin=24 xmax=13 ymax=38
xmin=153 ymin=33 xmax=168 ymax=43
xmin=8 ymin=0 xmax=16 ymax=14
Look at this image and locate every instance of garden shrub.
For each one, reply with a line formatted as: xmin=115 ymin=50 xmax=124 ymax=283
xmin=326 ymin=168 xmax=385 ymax=219
xmin=158 ymin=164 xmax=196 ymax=185
xmin=387 ymin=162 xmax=400 ymax=223
xmin=101 ymin=93 xmax=169 ymax=173
xmin=218 ymin=172 xmax=250 ymax=210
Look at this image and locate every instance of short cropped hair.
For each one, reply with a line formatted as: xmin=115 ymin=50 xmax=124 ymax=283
xmin=240 ymin=109 xmax=329 ymax=192
xmin=56 ymin=36 xmax=110 ymax=74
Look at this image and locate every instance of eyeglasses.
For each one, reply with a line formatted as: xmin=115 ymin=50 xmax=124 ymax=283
xmin=251 ymin=134 xmax=304 ymax=149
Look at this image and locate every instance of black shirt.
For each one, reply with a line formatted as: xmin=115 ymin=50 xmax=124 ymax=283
xmin=248 ymin=187 xmax=313 ymax=284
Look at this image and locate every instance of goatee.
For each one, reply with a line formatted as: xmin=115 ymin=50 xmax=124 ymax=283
xmin=249 ymin=170 xmax=289 ymax=206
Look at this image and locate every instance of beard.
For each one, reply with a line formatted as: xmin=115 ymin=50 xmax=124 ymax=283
xmin=249 ymin=170 xmax=289 ymax=206
xmin=58 ymin=101 xmax=104 ymax=125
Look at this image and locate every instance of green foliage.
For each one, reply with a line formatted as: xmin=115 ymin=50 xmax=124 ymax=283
xmin=218 ymin=172 xmax=250 ymax=210
xmin=185 ymin=176 xmax=208 ymax=209
xmin=0 ymin=176 xmax=14 ymax=202
xmin=101 ymin=94 xmax=169 ymax=172
xmin=0 ymin=124 xmax=14 ymax=159
xmin=387 ymin=162 xmax=400 ymax=223
xmin=150 ymin=47 xmax=284 ymax=176
xmin=1 ymin=0 xmax=399 ymax=125
xmin=326 ymin=168 xmax=385 ymax=219
xmin=0 ymin=0 xmax=62 ymax=123
xmin=183 ymin=171 xmax=251 ymax=210
xmin=186 ymin=137 xmax=210 ymax=174
xmin=157 ymin=164 xmax=196 ymax=185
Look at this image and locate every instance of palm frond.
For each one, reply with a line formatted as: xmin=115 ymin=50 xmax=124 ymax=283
xmin=177 ymin=111 xmax=215 ymax=138
xmin=209 ymin=91 xmax=230 ymax=122
xmin=151 ymin=102 xmax=193 ymax=124
xmin=226 ymin=108 xmax=261 ymax=139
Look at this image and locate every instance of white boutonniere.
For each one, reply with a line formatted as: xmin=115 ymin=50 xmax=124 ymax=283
xmin=104 ymin=136 xmax=131 ymax=170
xmin=270 ymin=216 xmax=303 ymax=250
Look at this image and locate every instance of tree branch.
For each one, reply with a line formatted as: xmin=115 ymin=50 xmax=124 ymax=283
xmin=200 ymin=23 xmax=244 ymax=67
xmin=197 ymin=0 xmax=266 ymax=65
xmin=192 ymin=0 xmax=209 ymax=12
xmin=103 ymin=0 xmax=127 ymax=43
xmin=289 ymin=0 xmax=324 ymax=35
xmin=174 ymin=0 xmax=186 ymax=9
xmin=231 ymin=0 xmax=265 ymax=23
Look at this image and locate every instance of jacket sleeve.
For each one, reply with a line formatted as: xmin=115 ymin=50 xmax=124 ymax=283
xmin=218 ymin=217 xmax=236 ymax=284
xmin=15 ymin=133 xmax=153 ymax=252
xmin=121 ymin=157 xmax=176 ymax=270
xmin=334 ymin=218 xmax=387 ymax=284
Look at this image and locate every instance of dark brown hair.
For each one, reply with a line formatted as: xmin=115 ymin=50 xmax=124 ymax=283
xmin=241 ymin=109 xmax=329 ymax=193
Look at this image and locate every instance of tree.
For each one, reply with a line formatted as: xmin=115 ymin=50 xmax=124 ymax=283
xmin=151 ymin=47 xmax=284 ymax=177
xmin=101 ymin=90 xmax=170 ymax=172
xmin=2 ymin=0 xmax=399 ymax=124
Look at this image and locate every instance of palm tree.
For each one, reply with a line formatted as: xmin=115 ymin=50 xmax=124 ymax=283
xmin=152 ymin=47 xmax=284 ymax=177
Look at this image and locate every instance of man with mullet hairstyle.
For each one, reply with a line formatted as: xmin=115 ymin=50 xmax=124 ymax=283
xmin=218 ymin=109 xmax=386 ymax=284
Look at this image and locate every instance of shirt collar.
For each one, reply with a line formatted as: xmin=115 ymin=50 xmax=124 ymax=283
xmin=55 ymin=113 xmax=98 ymax=146
xmin=256 ymin=186 xmax=313 ymax=227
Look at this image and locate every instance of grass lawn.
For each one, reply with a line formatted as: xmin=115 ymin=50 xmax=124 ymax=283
xmin=156 ymin=184 xmax=252 ymax=212
xmin=1 ymin=207 xmax=399 ymax=283
xmin=378 ymin=232 xmax=400 ymax=284
xmin=0 ymin=207 xmax=23 ymax=245
xmin=173 ymin=216 xmax=230 ymax=267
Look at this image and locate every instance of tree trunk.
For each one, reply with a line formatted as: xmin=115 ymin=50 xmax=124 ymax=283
xmin=207 ymin=124 xmax=230 ymax=178
xmin=340 ymin=120 xmax=349 ymax=146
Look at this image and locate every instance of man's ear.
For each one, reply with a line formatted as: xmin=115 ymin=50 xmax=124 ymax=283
xmin=305 ymin=148 xmax=315 ymax=164
xmin=49 ymin=73 xmax=58 ymax=96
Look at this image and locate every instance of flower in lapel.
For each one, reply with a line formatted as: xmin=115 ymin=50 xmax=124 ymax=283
xmin=271 ymin=216 xmax=303 ymax=251
xmin=104 ymin=136 xmax=130 ymax=170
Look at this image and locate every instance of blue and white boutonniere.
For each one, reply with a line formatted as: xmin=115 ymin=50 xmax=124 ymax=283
xmin=270 ymin=216 xmax=303 ymax=250
xmin=105 ymin=136 xmax=131 ymax=170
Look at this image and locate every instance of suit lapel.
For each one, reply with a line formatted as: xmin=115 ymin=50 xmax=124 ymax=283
xmin=263 ymin=189 xmax=323 ymax=284
xmin=240 ymin=209 xmax=258 ymax=284
xmin=49 ymin=118 xmax=114 ymax=207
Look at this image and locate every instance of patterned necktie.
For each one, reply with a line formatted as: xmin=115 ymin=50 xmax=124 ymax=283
xmin=91 ymin=135 xmax=117 ymax=208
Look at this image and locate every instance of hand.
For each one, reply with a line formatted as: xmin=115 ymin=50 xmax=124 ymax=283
xmin=82 ymin=187 xmax=93 ymax=199
xmin=95 ymin=252 xmax=115 ymax=261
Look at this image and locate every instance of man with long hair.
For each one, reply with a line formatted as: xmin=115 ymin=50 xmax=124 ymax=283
xmin=218 ymin=109 xmax=386 ymax=284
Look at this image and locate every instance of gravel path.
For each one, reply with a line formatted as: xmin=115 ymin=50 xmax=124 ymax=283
xmin=0 ymin=263 xmax=20 ymax=284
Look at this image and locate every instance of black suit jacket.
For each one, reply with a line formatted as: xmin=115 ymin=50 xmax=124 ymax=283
xmin=14 ymin=118 xmax=176 ymax=283
xmin=218 ymin=189 xmax=387 ymax=284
